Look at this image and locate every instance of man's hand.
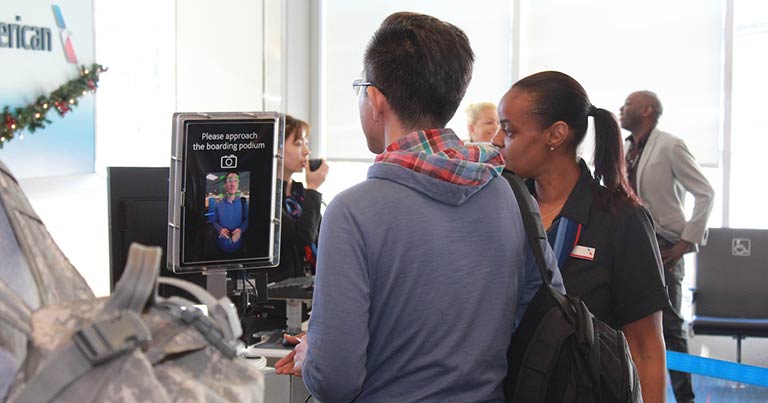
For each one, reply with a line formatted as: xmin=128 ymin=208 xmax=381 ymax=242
xmin=219 ymin=228 xmax=230 ymax=239
xmin=231 ymin=228 xmax=242 ymax=243
xmin=275 ymin=349 xmax=299 ymax=375
xmin=275 ymin=333 xmax=307 ymax=376
xmin=305 ymin=159 xmax=329 ymax=190
xmin=661 ymin=240 xmax=691 ymax=271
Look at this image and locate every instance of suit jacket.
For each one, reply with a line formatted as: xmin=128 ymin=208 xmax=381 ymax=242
xmin=630 ymin=128 xmax=715 ymax=245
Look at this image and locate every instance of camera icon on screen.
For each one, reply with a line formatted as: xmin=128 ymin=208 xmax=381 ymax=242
xmin=220 ymin=154 xmax=238 ymax=169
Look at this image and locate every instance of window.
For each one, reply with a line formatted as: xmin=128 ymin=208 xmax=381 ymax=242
xmin=321 ymin=0 xmax=514 ymax=201
xmin=94 ymin=0 xmax=176 ymax=172
xmin=729 ymin=0 xmax=768 ymax=229
xmin=519 ymin=0 xmax=723 ymax=168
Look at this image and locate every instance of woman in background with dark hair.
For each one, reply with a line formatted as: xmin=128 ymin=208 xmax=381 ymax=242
xmin=242 ymin=114 xmax=328 ymax=336
xmin=273 ymin=114 xmax=328 ymax=282
xmin=491 ymin=71 xmax=669 ymax=402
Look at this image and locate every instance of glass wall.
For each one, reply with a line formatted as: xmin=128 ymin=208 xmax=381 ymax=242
xmin=319 ymin=1 xmax=734 ymax=208
xmin=321 ymin=0 xmax=514 ymax=200
xmin=94 ymin=0 xmax=176 ymax=172
xmin=515 ymin=1 xmax=727 ymax=321
xmin=316 ymin=1 xmax=768 ymax=327
xmin=94 ymin=0 xmax=270 ymax=173
xmin=730 ymin=0 xmax=768 ymax=229
xmin=520 ymin=0 xmax=723 ymax=169
xmin=94 ymin=1 xmax=765 ymax=231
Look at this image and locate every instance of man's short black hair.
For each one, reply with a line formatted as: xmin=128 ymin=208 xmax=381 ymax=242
xmin=364 ymin=12 xmax=474 ymax=129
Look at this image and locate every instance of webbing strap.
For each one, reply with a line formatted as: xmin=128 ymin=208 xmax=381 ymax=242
xmin=502 ymin=172 xmax=549 ymax=283
xmin=13 ymin=312 xmax=151 ymax=402
xmin=104 ymin=244 xmax=162 ymax=312
xmin=156 ymin=301 xmax=239 ymax=359
xmin=0 ymin=280 xmax=31 ymax=335
xmin=503 ymin=172 xmax=567 ymax=308
xmin=13 ymin=244 xmax=159 ymax=402
xmin=12 ymin=344 xmax=95 ymax=403
xmin=157 ymin=277 xmax=242 ymax=341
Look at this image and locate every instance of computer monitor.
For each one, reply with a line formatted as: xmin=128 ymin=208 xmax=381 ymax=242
xmin=107 ymin=166 xmax=208 ymax=297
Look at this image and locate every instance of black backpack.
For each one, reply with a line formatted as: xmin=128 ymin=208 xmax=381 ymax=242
xmin=503 ymin=172 xmax=642 ymax=403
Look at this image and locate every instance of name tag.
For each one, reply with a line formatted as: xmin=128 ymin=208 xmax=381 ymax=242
xmin=570 ymin=245 xmax=595 ymax=261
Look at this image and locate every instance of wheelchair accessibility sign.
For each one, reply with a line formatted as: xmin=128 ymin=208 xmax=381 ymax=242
xmin=732 ymin=238 xmax=751 ymax=257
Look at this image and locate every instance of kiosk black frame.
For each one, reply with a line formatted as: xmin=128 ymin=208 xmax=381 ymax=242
xmin=168 ymin=112 xmax=284 ymax=273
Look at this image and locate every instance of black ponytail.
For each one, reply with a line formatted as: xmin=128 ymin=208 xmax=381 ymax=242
xmin=591 ymin=107 xmax=641 ymax=209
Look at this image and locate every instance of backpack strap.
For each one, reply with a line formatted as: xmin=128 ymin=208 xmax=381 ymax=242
xmin=0 ymin=280 xmax=32 ymax=336
xmin=156 ymin=277 xmax=242 ymax=341
xmin=502 ymin=171 xmax=567 ymax=306
xmin=12 ymin=244 xmax=159 ymax=403
xmin=104 ymin=242 xmax=162 ymax=312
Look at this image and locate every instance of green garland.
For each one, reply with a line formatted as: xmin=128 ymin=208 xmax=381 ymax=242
xmin=0 ymin=63 xmax=107 ymax=149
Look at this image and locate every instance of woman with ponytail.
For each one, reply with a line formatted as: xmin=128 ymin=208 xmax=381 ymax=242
xmin=492 ymin=71 xmax=669 ymax=402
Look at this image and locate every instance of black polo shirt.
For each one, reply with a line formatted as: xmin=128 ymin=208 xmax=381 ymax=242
xmin=530 ymin=160 xmax=669 ymax=329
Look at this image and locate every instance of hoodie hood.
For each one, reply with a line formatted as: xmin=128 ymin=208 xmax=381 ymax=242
xmin=369 ymin=129 xmax=505 ymax=206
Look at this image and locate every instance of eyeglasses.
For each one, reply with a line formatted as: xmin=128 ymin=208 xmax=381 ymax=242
xmin=352 ymin=79 xmax=374 ymax=97
xmin=225 ymin=178 xmax=239 ymax=183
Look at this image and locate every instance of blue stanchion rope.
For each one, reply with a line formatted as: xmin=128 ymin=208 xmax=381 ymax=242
xmin=666 ymin=351 xmax=768 ymax=388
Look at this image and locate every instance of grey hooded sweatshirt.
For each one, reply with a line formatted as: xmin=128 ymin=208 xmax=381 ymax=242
xmin=303 ymin=147 xmax=562 ymax=402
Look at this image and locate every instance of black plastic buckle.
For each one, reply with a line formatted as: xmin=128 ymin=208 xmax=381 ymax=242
xmin=73 ymin=310 xmax=151 ymax=365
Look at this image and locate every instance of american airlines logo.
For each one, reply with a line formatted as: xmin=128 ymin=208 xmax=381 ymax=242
xmin=0 ymin=4 xmax=78 ymax=63
xmin=52 ymin=5 xmax=78 ymax=64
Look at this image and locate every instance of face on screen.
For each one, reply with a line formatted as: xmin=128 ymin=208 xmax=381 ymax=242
xmin=224 ymin=172 xmax=240 ymax=195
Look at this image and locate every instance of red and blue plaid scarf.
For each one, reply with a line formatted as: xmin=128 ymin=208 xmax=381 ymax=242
xmin=375 ymin=129 xmax=505 ymax=186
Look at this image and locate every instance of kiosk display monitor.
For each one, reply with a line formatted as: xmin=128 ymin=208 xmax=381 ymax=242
xmin=168 ymin=112 xmax=284 ymax=273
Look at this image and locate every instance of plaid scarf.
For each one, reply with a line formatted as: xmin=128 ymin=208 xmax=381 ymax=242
xmin=375 ymin=128 xmax=505 ymax=186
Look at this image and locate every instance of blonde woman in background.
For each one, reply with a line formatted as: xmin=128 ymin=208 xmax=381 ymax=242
xmin=465 ymin=102 xmax=500 ymax=143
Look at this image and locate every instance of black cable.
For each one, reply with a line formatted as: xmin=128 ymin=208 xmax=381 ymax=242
xmin=239 ymin=271 xmax=261 ymax=322
xmin=239 ymin=270 xmax=249 ymax=322
xmin=304 ymin=394 xmax=313 ymax=403
xmin=244 ymin=272 xmax=257 ymax=293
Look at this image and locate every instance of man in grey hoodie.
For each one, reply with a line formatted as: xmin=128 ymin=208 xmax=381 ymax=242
xmin=277 ymin=12 xmax=563 ymax=402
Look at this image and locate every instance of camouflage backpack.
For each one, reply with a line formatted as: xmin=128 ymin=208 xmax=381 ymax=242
xmin=0 ymin=161 xmax=264 ymax=402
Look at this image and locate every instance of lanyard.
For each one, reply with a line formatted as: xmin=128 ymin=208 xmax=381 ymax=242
xmin=551 ymin=217 xmax=582 ymax=268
